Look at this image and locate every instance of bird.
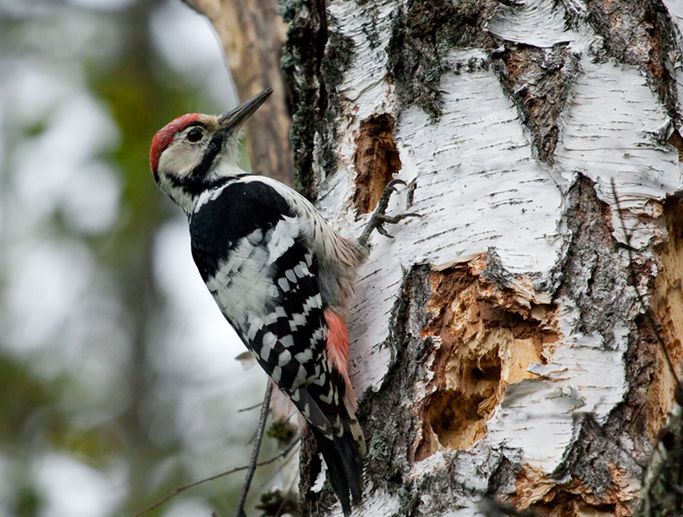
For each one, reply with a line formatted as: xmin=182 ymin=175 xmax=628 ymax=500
xmin=149 ymin=88 xmax=416 ymax=515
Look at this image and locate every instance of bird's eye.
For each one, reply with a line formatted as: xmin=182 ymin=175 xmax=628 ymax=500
xmin=186 ymin=127 xmax=204 ymax=143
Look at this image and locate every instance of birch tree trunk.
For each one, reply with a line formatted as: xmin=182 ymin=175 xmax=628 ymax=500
xmin=200 ymin=1 xmax=683 ymax=515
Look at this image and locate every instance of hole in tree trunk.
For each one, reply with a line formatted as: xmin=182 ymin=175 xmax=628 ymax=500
xmin=352 ymin=114 xmax=402 ymax=214
xmin=415 ymin=255 xmax=559 ymax=461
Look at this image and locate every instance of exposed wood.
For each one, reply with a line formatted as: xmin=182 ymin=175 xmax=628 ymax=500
xmin=352 ymin=114 xmax=401 ymax=214
xmin=650 ymin=199 xmax=683 ymax=438
xmin=183 ymin=0 xmax=293 ymax=184
xmin=417 ymin=257 xmax=557 ymax=461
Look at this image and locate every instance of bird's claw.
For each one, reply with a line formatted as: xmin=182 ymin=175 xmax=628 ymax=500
xmin=358 ymin=179 xmax=421 ymax=247
xmin=380 ymin=178 xmax=407 ymax=198
xmin=373 ymin=212 xmax=422 ymax=239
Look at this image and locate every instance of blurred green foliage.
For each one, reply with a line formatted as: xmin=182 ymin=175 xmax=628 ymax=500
xmin=0 ymin=0 xmax=264 ymax=515
xmin=0 ymin=357 xmax=65 ymax=441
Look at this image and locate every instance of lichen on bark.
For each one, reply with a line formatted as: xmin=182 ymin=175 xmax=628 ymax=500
xmin=279 ymin=0 xmax=353 ymax=199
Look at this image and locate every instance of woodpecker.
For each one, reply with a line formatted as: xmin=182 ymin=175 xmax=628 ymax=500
xmin=150 ymin=89 xmax=415 ymax=515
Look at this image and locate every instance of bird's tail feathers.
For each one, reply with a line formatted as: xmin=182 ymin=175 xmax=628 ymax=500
xmin=311 ymin=421 xmax=364 ymax=516
xmin=342 ymin=405 xmax=367 ymax=458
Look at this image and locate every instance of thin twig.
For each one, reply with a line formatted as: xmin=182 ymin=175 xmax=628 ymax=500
xmin=235 ymin=382 xmax=274 ymax=517
xmin=610 ymin=179 xmax=681 ymax=387
xmin=255 ymin=441 xmax=302 ymax=496
xmin=133 ymin=423 xmax=298 ymax=516
xmin=274 ymin=471 xmax=300 ymax=517
xmin=238 ymin=401 xmax=263 ymax=413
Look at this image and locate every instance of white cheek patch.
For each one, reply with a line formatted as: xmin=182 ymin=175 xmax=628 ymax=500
xmin=158 ymin=142 xmax=206 ymax=179
xmin=157 ymin=174 xmax=195 ymax=212
xmin=157 ymin=142 xmax=210 ymax=212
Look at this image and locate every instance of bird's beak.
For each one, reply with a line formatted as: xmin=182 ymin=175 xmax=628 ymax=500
xmin=218 ymin=88 xmax=273 ymax=133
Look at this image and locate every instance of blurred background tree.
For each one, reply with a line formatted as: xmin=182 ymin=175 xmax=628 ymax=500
xmin=0 ymin=0 xmax=281 ymax=515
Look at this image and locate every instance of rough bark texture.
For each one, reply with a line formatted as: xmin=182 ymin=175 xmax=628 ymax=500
xmin=201 ymin=0 xmax=683 ymax=515
xmin=183 ymin=0 xmax=293 ymax=184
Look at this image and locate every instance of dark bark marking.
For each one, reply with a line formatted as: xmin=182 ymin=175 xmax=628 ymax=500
xmin=494 ymin=44 xmax=580 ymax=163
xmin=550 ymin=177 xmax=683 ymax=515
xmin=583 ymin=0 xmax=680 ymax=120
xmin=555 ymin=176 xmax=629 ymax=341
xmin=386 ymin=0 xmax=499 ymax=119
xmin=279 ymin=0 xmax=354 ymax=199
xmin=667 ymin=128 xmax=683 ymax=162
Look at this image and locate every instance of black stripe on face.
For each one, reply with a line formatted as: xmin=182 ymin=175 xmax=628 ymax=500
xmin=166 ymin=171 xmax=236 ymax=198
xmin=166 ymin=127 xmax=225 ymax=196
xmin=188 ymin=132 xmax=223 ymax=182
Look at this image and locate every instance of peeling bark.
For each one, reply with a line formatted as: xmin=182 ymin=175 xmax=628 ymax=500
xmin=200 ymin=0 xmax=683 ymax=515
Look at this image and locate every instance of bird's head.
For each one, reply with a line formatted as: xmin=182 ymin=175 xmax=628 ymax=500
xmin=149 ymin=88 xmax=272 ymax=211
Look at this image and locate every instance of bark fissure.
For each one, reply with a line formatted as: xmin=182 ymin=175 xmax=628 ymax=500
xmin=494 ymin=43 xmax=580 ymax=163
xmin=556 ymin=177 xmax=631 ymax=342
xmin=280 ymin=0 xmax=354 ymax=199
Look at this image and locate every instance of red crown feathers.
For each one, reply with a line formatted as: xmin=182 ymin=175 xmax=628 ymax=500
xmin=149 ymin=113 xmax=202 ymax=173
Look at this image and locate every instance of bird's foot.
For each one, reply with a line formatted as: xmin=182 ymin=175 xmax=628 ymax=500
xmin=358 ymin=179 xmax=421 ymax=248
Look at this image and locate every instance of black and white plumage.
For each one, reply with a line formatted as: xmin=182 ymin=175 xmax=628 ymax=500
xmin=191 ymin=179 xmax=335 ymax=406
xmin=150 ymin=90 xmax=367 ymax=514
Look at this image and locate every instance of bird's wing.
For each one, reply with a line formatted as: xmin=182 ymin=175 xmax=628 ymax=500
xmin=190 ymin=178 xmax=365 ymax=512
xmin=189 ymin=179 xmax=343 ymax=436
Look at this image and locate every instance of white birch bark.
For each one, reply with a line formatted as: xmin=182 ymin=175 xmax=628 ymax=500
xmin=203 ymin=0 xmax=683 ymax=514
